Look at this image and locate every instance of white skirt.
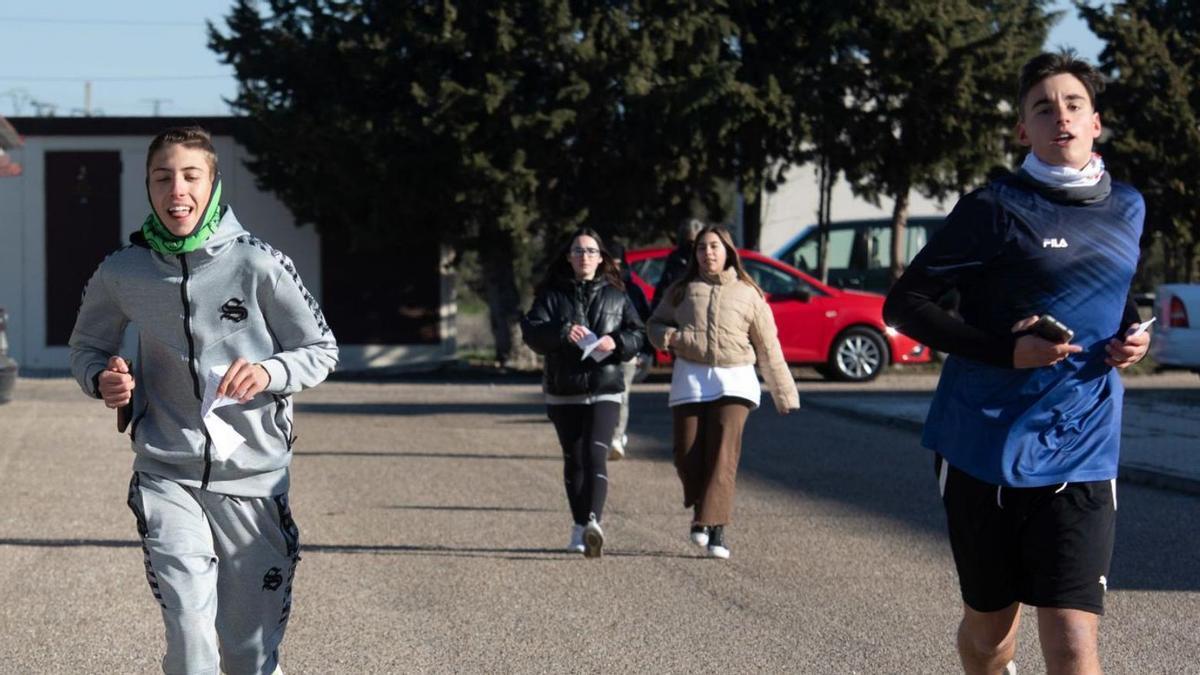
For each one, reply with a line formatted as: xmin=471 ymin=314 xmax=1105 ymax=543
xmin=668 ymin=357 xmax=760 ymax=409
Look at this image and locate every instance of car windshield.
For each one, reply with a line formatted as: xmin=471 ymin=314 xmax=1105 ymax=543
xmin=742 ymin=259 xmax=822 ymax=297
xmin=781 ymin=222 xmax=932 ymax=273
xmin=630 ymin=256 xmax=665 ymax=286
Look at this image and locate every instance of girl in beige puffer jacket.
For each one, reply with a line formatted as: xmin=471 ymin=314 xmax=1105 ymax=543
xmin=647 ymin=226 xmax=799 ymax=559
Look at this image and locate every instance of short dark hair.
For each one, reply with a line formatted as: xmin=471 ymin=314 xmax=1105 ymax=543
xmin=1017 ymin=50 xmax=1105 ymax=119
xmin=677 ymin=218 xmax=705 ymax=245
xmin=607 ymin=239 xmax=627 ymax=265
xmin=146 ymin=125 xmax=218 ymax=175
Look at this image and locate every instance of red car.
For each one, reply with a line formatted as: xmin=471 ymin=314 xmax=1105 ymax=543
xmin=626 ymin=247 xmax=931 ymax=381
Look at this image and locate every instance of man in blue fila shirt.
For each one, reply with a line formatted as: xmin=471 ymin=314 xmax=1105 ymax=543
xmin=884 ymin=51 xmax=1151 ymax=674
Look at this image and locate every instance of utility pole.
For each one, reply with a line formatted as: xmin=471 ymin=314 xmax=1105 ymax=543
xmin=29 ymin=99 xmax=56 ymax=117
xmin=141 ymin=98 xmax=172 ymax=116
xmin=84 ymin=81 xmax=92 ymax=116
xmin=0 ymin=89 xmax=29 ymax=116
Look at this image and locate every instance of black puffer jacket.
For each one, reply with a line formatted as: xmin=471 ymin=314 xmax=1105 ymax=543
xmin=521 ymin=275 xmax=646 ymax=396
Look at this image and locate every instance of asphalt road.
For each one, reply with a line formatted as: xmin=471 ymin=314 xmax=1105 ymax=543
xmin=1 ymin=376 xmax=1197 ymax=673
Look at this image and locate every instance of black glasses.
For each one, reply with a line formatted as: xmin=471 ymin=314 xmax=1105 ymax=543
xmin=570 ymin=247 xmax=601 ymax=258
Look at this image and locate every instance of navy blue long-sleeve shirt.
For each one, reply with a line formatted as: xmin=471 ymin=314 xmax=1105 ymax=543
xmin=884 ymin=174 xmax=1144 ymax=487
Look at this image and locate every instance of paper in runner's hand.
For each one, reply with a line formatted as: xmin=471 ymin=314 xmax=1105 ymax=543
xmin=576 ymin=329 xmax=600 ymax=360
xmin=201 ymin=364 xmax=246 ymax=462
xmin=576 ymin=328 xmax=614 ymax=362
xmin=587 ymin=342 xmax=613 ymax=362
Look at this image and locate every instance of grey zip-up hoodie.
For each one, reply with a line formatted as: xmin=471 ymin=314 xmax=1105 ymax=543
xmin=69 ymin=207 xmax=338 ymax=497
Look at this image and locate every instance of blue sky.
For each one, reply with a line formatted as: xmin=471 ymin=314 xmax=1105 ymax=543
xmin=0 ymin=1 xmax=1104 ymax=117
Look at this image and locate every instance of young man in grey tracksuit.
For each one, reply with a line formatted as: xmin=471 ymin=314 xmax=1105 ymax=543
xmin=69 ymin=126 xmax=338 ymax=675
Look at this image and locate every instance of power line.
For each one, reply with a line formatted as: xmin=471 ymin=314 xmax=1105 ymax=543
xmin=0 ymin=16 xmax=211 ymax=27
xmin=140 ymin=98 xmax=174 ymax=116
xmin=0 ymin=75 xmax=232 ymax=82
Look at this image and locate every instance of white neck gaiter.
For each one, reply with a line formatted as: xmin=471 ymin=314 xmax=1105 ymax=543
xmin=1020 ymin=152 xmax=1105 ymax=188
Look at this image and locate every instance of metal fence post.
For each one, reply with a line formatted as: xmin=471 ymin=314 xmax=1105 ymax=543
xmin=0 ymin=308 xmax=17 ymax=403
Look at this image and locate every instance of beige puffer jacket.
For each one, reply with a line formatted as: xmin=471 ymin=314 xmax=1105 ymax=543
xmin=648 ymin=267 xmax=799 ymax=411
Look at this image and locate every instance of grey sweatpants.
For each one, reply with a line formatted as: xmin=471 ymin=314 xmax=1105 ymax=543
xmin=612 ymin=359 xmax=638 ymax=448
xmin=127 ymin=472 xmax=300 ymax=675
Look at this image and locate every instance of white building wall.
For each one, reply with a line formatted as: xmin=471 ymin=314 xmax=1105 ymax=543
xmin=0 ymin=134 xmax=322 ymax=372
xmin=758 ymin=163 xmax=951 ymax=254
xmin=0 ymin=145 xmax=26 ymax=362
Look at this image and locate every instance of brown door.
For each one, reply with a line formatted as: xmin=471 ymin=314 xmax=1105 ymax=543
xmin=45 ymin=151 xmax=122 ymax=346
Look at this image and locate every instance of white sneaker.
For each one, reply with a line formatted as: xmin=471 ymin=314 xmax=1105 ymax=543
xmin=689 ymin=524 xmax=710 ymax=547
xmin=567 ymin=524 xmax=585 ymax=553
xmin=583 ymin=517 xmax=604 ymax=558
xmin=707 ymin=543 xmax=730 ymax=559
xmin=706 ymin=526 xmax=730 ymax=559
xmin=609 ymin=441 xmax=625 ymax=461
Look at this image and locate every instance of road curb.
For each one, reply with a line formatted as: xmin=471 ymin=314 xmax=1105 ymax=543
xmin=804 ymin=399 xmax=1200 ymax=497
xmin=1118 ymin=464 xmax=1200 ymax=497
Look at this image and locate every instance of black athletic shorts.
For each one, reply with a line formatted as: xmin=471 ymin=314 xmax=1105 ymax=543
xmin=934 ymin=453 xmax=1116 ymax=615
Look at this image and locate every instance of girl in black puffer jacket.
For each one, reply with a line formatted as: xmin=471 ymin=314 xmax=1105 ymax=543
xmin=521 ymin=228 xmax=646 ymax=558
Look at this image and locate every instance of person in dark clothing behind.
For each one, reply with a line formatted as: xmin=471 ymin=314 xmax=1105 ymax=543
xmin=521 ymin=228 xmax=646 ymax=558
xmin=606 ymin=239 xmax=653 ymax=460
xmin=883 ymin=51 xmax=1150 ymax=675
xmin=651 ymin=218 xmax=706 ymax=310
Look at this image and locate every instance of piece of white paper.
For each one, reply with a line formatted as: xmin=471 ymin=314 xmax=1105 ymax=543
xmin=576 ymin=328 xmax=613 ymax=362
xmin=588 ymin=345 xmax=613 ymax=362
xmin=576 ymin=329 xmax=599 ymax=358
xmin=201 ymin=364 xmax=246 ymax=462
xmin=1128 ymin=316 xmax=1156 ymax=337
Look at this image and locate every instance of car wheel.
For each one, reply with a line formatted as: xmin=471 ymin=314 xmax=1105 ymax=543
xmin=825 ymin=327 xmax=888 ymax=382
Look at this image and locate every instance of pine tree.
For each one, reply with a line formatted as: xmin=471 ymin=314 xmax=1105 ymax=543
xmin=1079 ymin=0 xmax=1200 ymax=282
xmin=838 ymin=0 xmax=1053 ymax=284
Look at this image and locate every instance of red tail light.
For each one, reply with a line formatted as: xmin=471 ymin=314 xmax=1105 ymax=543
xmin=1169 ymin=296 xmax=1190 ymax=328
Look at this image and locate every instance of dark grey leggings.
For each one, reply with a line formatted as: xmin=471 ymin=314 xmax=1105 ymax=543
xmin=547 ymin=402 xmax=620 ymax=525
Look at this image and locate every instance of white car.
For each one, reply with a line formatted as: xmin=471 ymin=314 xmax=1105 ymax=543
xmin=1150 ymin=284 xmax=1200 ymax=372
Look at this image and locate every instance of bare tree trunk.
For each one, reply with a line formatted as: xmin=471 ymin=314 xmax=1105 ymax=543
xmin=817 ymin=156 xmax=834 ymax=284
xmin=742 ymin=188 xmax=762 ymax=251
xmin=479 ymin=231 xmax=536 ymax=368
xmin=889 ymin=188 xmax=910 ymax=287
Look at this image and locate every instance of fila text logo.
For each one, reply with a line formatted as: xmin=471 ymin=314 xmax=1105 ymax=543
xmin=1043 ymin=238 xmax=1069 ymax=249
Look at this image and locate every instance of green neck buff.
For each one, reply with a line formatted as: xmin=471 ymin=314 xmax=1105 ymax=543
xmin=141 ymin=178 xmax=223 ymax=255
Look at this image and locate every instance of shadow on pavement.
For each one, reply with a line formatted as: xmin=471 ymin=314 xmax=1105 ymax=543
xmin=622 ymin=389 xmax=1200 ymax=594
xmin=294 ymin=450 xmax=557 ymax=461
xmin=0 ymin=538 xmax=139 ymax=549
xmin=291 ymin=542 xmax=702 ymax=561
xmin=384 ymin=504 xmax=556 ymax=512
xmin=295 ymin=401 xmax=546 ymax=417
xmin=0 ymin=538 xmax=700 ymax=561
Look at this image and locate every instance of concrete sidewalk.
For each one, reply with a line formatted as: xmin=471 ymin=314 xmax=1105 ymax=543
xmin=801 ymin=370 xmax=1200 ymax=494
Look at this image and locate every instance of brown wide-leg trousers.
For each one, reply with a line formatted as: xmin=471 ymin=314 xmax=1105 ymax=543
xmin=671 ymin=397 xmax=753 ymax=526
